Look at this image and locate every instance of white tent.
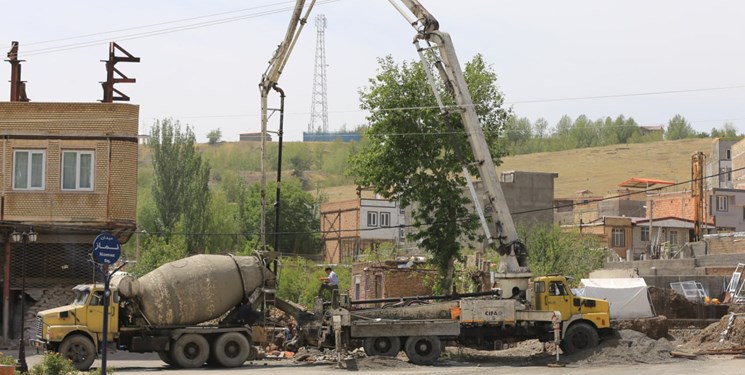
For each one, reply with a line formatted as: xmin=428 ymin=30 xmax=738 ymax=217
xmin=579 ymin=278 xmax=654 ymax=319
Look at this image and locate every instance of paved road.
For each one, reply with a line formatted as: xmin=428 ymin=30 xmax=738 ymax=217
xmin=22 ymin=352 xmax=745 ymax=375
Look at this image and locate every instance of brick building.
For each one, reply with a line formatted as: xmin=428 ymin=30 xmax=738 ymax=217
xmin=0 ymin=102 xmax=138 ymax=342
xmin=648 ymin=189 xmax=745 ymax=233
xmin=350 ymin=259 xmax=436 ymax=305
xmin=321 ymin=197 xmax=411 ymax=264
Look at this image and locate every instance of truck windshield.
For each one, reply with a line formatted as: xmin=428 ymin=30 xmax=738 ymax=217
xmin=73 ymin=290 xmax=91 ymax=305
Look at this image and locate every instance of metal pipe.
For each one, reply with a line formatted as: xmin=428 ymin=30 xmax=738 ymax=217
xmin=350 ymin=289 xmax=501 ymax=305
xmin=272 ymin=85 xmax=286 ymax=273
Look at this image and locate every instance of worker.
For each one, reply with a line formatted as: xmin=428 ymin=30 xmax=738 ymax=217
xmin=324 ymin=267 xmax=339 ymax=287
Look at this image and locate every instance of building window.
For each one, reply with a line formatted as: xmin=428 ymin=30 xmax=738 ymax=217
xmin=717 ymin=196 xmax=729 ymax=212
xmin=669 ymin=231 xmax=678 ymax=246
xmin=13 ymin=150 xmax=45 ymax=190
xmin=641 ymin=226 xmax=650 ymax=242
xmin=62 ymin=151 xmax=94 ymax=191
xmin=367 ymin=211 xmax=378 ymax=227
xmin=612 ymin=228 xmax=625 ymax=247
xmin=380 ymin=212 xmax=390 ymax=227
xmin=399 ymin=228 xmax=406 ymax=241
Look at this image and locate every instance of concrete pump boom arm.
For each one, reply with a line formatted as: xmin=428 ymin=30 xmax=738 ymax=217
xmin=391 ymin=0 xmax=530 ymax=275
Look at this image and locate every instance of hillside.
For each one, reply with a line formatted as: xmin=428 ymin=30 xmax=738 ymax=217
xmin=319 ymin=138 xmax=714 ymax=201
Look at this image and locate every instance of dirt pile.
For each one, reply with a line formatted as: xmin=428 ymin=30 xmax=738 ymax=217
xmin=571 ymin=329 xmax=676 ymax=365
xmin=614 ymin=316 xmax=669 ymax=339
xmin=682 ymin=313 xmax=745 ymax=351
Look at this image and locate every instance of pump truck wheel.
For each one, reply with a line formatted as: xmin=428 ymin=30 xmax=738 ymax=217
xmin=59 ymin=334 xmax=96 ymax=371
xmin=363 ymin=336 xmax=401 ymax=357
xmin=560 ymin=322 xmax=599 ymax=354
xmin=172 ymin=334 xmax=209 ymax=368
xmin=404 ymin=336 xmax=441 ymax=365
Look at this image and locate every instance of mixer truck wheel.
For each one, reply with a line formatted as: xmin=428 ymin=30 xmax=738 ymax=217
xmin=212 ymin=332 xmax=251 ymax=367
xmin=157 ymin=351 xmax=174 ymax=366
xmin=59 ymin=334 xmax=96 ymax=371
xmin=172 ymin=334 xmax=210 ymax=368
xmin=560 ymin=322 xmax=599 ymax=355
xmin=363 ymin=336 xmax=400 ymax=357
xmin=404 ymin=336 xmax=441 ymax=365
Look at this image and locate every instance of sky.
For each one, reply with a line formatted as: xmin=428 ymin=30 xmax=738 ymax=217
xmin=3 ymin=0 xmax=745 ymax=142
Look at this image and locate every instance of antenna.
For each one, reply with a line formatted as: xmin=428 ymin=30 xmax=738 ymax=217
xmin=309 ymin=14 xmax=328 ymax=133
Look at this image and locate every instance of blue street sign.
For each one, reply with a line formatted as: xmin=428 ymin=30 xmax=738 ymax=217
xmin=92 ymin=232 xmax=121 ymax=264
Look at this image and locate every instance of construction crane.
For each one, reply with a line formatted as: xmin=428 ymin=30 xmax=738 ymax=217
xmin=258 ymin=0 xmax=317 ymax=267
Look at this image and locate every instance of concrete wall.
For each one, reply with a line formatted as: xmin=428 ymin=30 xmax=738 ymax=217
xmin=732 ymin=139 xmax=745 ymax=189
xmin=710 ymin=188 xmax=745 ymax=231
xmin=498 ymin=171 xmax=558 ymax=226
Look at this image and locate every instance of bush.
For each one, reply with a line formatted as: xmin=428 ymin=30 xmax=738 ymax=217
xmin=29 ymin=352 xmax=78 ymax=375
xmin=88 ymin=366 xmax=115 ymax=375
xmin=0 ymin=351 xmax=16 ymax=366
xmin=277 ymin=256 xmax=349 ymax=308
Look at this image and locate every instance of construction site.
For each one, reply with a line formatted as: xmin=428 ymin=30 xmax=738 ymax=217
xmin=3 ymin=0 xmax=745 ymax=374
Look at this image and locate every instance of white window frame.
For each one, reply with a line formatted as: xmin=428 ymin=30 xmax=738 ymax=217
xmin=13 ymin=150 xmax=46 ymax=190
xmin=61 ymin=150 xmax=95 ymax=191
xmin=367 ymin=211 xmax=378 ymax=227
xmin=399 ymin=228 xmax=406 ymax=241
xmin=612 ymin=228 xmax=625 ymax=247
xmin=717 ymin=195 xmax=728 ymax=212
xmin=380 ymin=212 xmax=391 ymax=227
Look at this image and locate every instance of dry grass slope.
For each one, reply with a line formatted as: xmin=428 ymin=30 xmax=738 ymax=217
xmin=320 ymin=138 xmax=714 ymax=201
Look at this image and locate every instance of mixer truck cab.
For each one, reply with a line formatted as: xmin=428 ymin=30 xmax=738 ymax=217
xmin=532 ymin=275 xmax=611 ymax=353
xmin=33 ymin=284 xmax=119 ymax=370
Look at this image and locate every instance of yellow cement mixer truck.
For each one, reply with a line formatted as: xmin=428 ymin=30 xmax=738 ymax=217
xmin=32 ymin=254 xmax=287 ymax=371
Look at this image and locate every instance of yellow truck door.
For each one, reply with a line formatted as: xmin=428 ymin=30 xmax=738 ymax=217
xmin=86 ymin=291 xmax=118 ymax=335
xmin=535 ymin=279 xmax=572 ymax=321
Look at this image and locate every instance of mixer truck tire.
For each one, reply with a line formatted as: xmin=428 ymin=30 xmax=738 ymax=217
xmin=59 ymin=334 xmax=96 ymax=371
xmin=404 ymin=336 xmax=441 ymax=365
xmin=363 ymin=336 xmax=400 ymax=357
xmin=172 ymin=334 xmax=210 ymax=368
xmin=560 ymin=322 xmax=599 ymax=355
xmin=157 ymin=351 xmax=174 ymax=366
xmin=212 ymin=332 xmax=251 ymax=367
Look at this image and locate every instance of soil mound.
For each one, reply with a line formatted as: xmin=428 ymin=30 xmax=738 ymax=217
xmin=683 ymin=313 xmax=745 ymax=351
xmin=570 ymin=329 xmax=676 ymax=365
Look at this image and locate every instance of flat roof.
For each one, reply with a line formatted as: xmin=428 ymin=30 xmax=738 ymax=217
xmin=618 ymin=177 xmax=675 ymax=189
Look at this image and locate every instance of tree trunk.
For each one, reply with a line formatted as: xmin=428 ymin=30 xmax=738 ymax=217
xmin=442 ymin=256 xmax=456 ymax=295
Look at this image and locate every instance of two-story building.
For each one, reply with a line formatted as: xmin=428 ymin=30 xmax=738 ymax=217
xmin=321 ymin=195 xmax=410 ymax=264
xmin=0 ymin=102 xmax=138 ymax=343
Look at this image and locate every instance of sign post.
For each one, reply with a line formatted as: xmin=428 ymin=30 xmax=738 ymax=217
xmin=91 ymin=232 xmax=122 ymax=375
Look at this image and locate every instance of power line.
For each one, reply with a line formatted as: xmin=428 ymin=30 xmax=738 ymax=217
xmin=22 ymin=0 xmax=340 ymax=56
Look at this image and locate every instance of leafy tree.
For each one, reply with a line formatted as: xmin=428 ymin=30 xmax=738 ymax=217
xmin=239 ymin=179 xmax=321 ymax=254
xmin=207 ymin=128 xmax=222 ymax=145
xmin=666 ymin=114 xmax=695 ymax=140
xmin=519 ymin=224 xmax=604 ymax=286
xmin=711 ymin=122 xmax=740 ymax=138
xmin=533 ymin=117 xmax=550 ymax=138
xmin=276 ymin=256 xmax=350 ymax=307
xmin=349 ymin=54 xmax=510 ymax=293
xmin=150 ymin=119 xmax=212 ymax=254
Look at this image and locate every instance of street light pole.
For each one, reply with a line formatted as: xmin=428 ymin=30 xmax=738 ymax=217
xmin=11 ymin=228 xmax=36 ymax=374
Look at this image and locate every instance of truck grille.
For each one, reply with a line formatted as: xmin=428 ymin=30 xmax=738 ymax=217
xmin=35 ymin=316 xmax=43 ymax=339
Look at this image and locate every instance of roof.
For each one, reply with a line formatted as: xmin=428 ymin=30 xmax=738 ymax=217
xmin=618 ymin=177 xmax=675 ymax=189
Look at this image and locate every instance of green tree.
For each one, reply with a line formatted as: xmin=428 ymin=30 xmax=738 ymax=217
xmin=207 ymin=128 xmax=222 ymax=145
xmin=519 ymin=224 xmax=604 ymax=286
xmin=150 ymin=119 xmax=212 ymax=254
xmin=349 ymin=54 xmax=510 ymax=293
xmin=239 ymin=179 xmax=321 ymax=254
xmin=666 ymin=114 xmax=695 ymax=140
xmin=711 ymin=122 xmax=739 ymax=138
